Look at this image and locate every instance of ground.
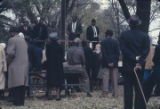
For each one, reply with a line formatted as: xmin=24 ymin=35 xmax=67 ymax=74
xmin=0 ymin=87 xmax=160 ymax=109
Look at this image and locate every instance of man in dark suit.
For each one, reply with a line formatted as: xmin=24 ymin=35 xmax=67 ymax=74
xmin=67 ymin=16 xmax=82 ymax=41
xmin=119 ymin=15 xmax=150 ymax=109
xmin=19 ymin=20 xmax=32 ymax=39
xmin=31 ymin=18 xmax=48 ymax=71
xmin=100 ymin=30 xmax=120 ymax=98
xmin=86 ymin=19 xmax=99 ymax=49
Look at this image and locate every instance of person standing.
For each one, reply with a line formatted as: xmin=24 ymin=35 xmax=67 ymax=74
xmin=143 ymin=34 xmax=160 ymax=100
xmin=100 ymin=30 xmax=120 ymax=98
xmin=81 ymin=40 xmax=94 ymax=91
xmin=143 ymin=43 xmax=160 ymax=101
xmin=119 ymin=15 xmax=150 ymax=109
xmin=0 ymin=43 xmax=7 ymax=98
xmin=67 ymin=16 xmax=82 ymax=41
xmin=31 ymin=18 xmax=48 ymax=71
xmin=19 ymin=20 xmax=32 ymax=39
xmin=46 ymin=32 xmax=64 ymax=100
xmin=7 ymin=27 xmax=29 ymax=106
xmin=86 ymin=19 xmax=99 ymax=49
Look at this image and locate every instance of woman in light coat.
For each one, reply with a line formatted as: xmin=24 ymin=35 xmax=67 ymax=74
xmin=7 ymin=28 xmax=29 ymax=106
xmin=0 ymin=43 xmax=7 ymax=97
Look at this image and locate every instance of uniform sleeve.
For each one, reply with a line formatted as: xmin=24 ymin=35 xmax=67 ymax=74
xmin=138 ymin=35 xmax=150 ymax=65
xmin=114 ymin=40 xmax=120 ymax=65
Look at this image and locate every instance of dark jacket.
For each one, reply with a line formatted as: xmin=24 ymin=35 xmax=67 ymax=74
xmin=101 ymin=37 xmax=120 ymax=68
xmin=46 ymin=40 xmax=64 ymax=87
xmin=120 ymin=29 xmax=150 ymax=66
xmin=32 ymin=23 xmax=48 ymax=48
xmin=67 ymin=22 xmax=82 ymax=40
xmin=119 ymin=29 xmax=150 ymax=82
xmin=86 ymin=25 xmax=99 ymax=41
xmin=152 ymin=44 xmax=160 ymax=83
xmin=19 ymin=25 xmax=32 ymax=38
xmin=83 ymin=45 xmax=93 ymax=69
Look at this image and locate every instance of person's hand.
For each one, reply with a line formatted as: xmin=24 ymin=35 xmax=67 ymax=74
xmin=135 ymin=63 xmax=142 ymax=70
xmin=136 ymin=56 xmax=140 ymax=61
xmin=108 ymin=63 xmax=114 ymax=67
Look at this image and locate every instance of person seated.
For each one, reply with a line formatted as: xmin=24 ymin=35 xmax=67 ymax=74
xmin=66 ymin=38 xmax=92 ymax=97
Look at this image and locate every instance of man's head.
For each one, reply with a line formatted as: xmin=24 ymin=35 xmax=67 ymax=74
xmin=128 ymin=15 xmax=142 ymax=29
xmin=23 ymin=20 xmax=29 ymax=26
xmin=91 ymin=19 xmax=96 ymax=26
xmin=72 ymin=16 xmax=78 ymax=23
xmin=73 ymin=38 xmax=81 ymax=46
xmin=105 ymin=29 xmax=113 ymax=37
xmin=9 ymin=27 xmax=19 ymax=37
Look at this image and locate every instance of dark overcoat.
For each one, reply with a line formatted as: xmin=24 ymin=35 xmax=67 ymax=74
xmin=46 ymin=40 xmax=64 ymax=88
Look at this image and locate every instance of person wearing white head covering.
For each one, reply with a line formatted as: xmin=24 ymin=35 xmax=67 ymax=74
xmin=0 ymin=43 xmax=7 ymax=97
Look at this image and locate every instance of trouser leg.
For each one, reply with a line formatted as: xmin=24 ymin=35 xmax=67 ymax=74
xmin=134 ymin=81 xmax=146 ymax=109
xmin=13 ymin=86 xmax=25 ymax=106
xmin=111 ymin=68 xmax=118 ymax=97
xmin=102 ymin=68 xmax=110 ymax=93
xmin=80 ymin=68 xmax=90 ymax=93
xmin=143 ymin=75 xmax=155 ymax=102
xmin=124 ymin=80 xmax=133 ymax=109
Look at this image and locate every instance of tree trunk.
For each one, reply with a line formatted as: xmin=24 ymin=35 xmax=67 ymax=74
xmin=136 ymin=0 xmax=151 ymax=33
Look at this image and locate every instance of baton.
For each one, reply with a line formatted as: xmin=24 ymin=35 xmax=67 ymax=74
xmin=134 ymin=67 xmax=147 ymax=106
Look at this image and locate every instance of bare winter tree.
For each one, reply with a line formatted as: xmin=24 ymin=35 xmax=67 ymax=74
xmin=118 ymin=0 xmax=151 ymax=33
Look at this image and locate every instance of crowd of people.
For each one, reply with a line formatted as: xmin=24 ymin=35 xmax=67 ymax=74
xmin=0 ymin=15 xmax=159 ymax=109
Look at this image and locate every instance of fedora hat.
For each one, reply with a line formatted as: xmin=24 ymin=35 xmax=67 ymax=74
xmin=128 ymin=15 xmax=142 ymax=26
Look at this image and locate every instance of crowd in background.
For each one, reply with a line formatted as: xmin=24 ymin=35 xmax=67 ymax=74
xmin=0 ymin=15 xmax=159 ymax=109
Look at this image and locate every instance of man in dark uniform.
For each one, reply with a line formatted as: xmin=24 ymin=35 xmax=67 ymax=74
xmin=86 ymin=19 xmax=99 ymax=49
xmin=67 ymin=16 xmax=82 ymax=41
xmin=119 ymin=15 xmax=150 ymax=109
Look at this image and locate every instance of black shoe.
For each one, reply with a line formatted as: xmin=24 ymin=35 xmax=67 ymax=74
xmin=87 ymin=92 xmax=92 ymax=97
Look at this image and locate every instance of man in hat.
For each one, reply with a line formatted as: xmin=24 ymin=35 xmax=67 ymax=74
xmin=100 ymin=29 xmax=120 ymax=98
xmin=67 ymin=38 xmax=92 ymax=97
xmin=86 ymin=19 xmax=99 ymax=49
xmin=7 ymin=27 xmax=29 ymax=106
xmin=67 ymin=16 xmax=82 ymax=41
xmin=119 ymin=15 xmax=150 ymax=109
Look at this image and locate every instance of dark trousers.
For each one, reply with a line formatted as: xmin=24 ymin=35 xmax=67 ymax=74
xmin=143 ymin=74 xmax=159 ymax=102
xmin=30 ymin=45 xmax=42 ymax=71
xmin=12 ymin=86 xmax=26 ymax=106
xmin=154 ymin=84 xmax=160 ymax=95
xmin=123 ymin=70 xmax=146 ymax=109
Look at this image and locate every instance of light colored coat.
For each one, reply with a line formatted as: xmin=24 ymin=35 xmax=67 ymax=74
xmin=7 ymin=35 xmax=29 ymax=89
xmin=0 ymin=45 xmax=7 ymax=89
xmin=145 ymin=45 xmax=155 ymax=70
